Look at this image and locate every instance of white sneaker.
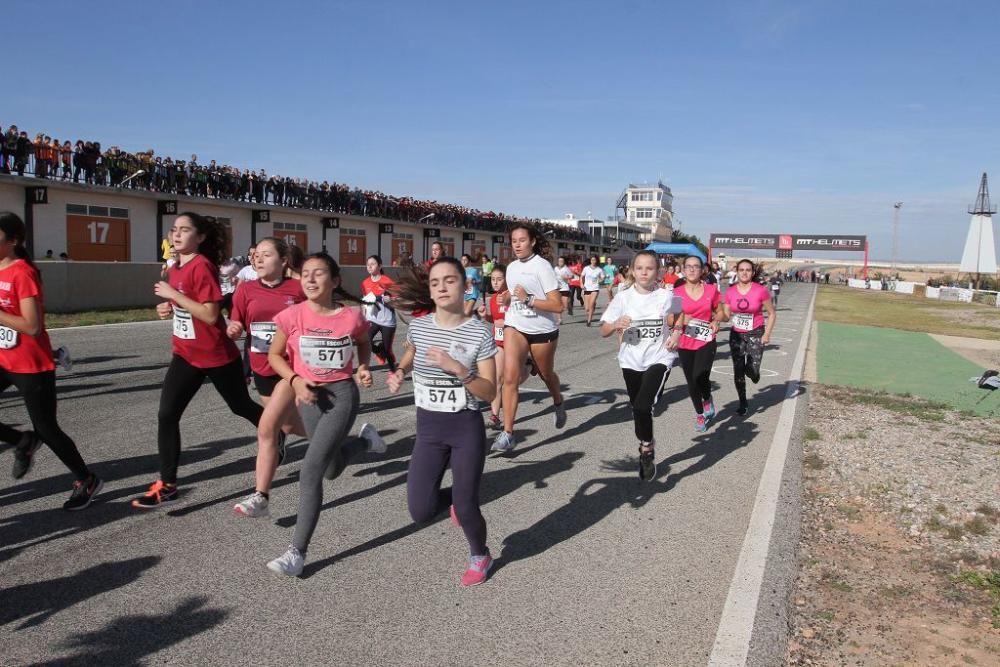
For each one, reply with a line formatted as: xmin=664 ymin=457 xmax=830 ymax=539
xmin=359 ymin=423 xmax=386 ymax=454
xmin=55 ymin=346 xmax=73 ymax=372
xmin=491 ymin=431 xmax=516 ymax=453
xmin=233 ymin=491 xmax=270 ymax=517
xmin=267 ymin=546 xmax=304 ymax=577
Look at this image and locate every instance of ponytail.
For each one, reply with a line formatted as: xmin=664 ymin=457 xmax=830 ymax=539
xmin=0 ymin=211 xmax=41 ymax=283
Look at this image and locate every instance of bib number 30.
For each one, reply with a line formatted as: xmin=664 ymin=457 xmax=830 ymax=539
xmin=0 ymin=325 xmax=19 ymax=350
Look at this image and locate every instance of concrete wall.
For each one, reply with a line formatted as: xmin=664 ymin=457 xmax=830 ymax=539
xmin=37 ymin=261 xmax=163 ymax=312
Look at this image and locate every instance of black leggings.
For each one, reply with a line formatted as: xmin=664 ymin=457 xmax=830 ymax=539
xmin=408 ymin=408 xmax=488 ymax=556
xmin=729 ymin=328 xmax=763 ymax=404
xmin=677 ymin=341 xmax=716 ymax=414
xmin=367 ymin=322 xmax=397 ymax=372
xmin=0 ymin=369 xmax=90 ymax=479
xmin=157 ymin=355 xmax=263 ymax=484
xmin=622 ymin=364 xmax=670 ymax=443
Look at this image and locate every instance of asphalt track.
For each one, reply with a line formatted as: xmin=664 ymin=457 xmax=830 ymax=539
xmin=0 ymin=284 xmax=815 ymax=667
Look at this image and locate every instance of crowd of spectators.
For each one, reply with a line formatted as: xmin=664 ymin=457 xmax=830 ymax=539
xmin=0 ymin=122 xmax=610 ymax=247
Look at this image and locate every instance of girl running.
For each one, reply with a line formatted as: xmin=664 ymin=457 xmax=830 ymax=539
xmin=477 ymin=264 xmax=529 ymax=431
xmin=600 ymin=251 xmax=678 ymax=481
xmin=581 ymin=255 xmax=604 ymax=327
xmin=554 ymin=256 xmax=574 ymax=319
xmin=388 ymin=257 xmax=498 ymax=586
xmin=666 ymin=255 xmax=724 ymax=432
xmin=492 ymin=223 xmax=566 ymax=453
xmin=361 ymin=254 xmax=397 ymax=371
xmin=266 ymin=253 xmax=383 ymax=576
xmin=461 ymin=254 xmax=481 ymax=317
xmin=722 ymin=259 xmax=776 ymax=416
xmin=0 ymin=212 xmax=102 ymax=510
xmin=226 ymin=237 xmax=306 ymax=517
xmin=132 ymin=212 xmax=264 ymax=509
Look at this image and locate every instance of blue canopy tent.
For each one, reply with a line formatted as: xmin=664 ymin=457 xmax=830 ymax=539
xmin=644 ymin=242 xmax=707 ymax=262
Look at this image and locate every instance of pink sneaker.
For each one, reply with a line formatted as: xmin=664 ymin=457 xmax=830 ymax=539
xmin=461 ymin=553 xmax=493 ymax=587
xmin=449 ymin=504 xmax=460 ymax=528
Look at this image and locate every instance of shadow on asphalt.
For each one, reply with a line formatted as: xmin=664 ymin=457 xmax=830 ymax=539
xmin=0 ymin=556 xmax=162 ymax=630
xmin=31 ymin=595 xmax=229 ymax=666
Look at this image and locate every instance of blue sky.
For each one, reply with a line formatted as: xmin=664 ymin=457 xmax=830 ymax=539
xmin=7 ymin=0 xmax=1000 ymax=261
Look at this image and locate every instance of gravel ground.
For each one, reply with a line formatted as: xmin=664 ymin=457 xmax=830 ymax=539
xmin=788 ymin=384 xmax=1000 ymax=666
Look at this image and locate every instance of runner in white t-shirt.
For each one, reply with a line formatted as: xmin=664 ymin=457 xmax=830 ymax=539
xmin=491 ymin=223 xmax=566 ymax=453
xmin=581 ymin=256 xmax=604 ymax=327
xmin=600 ymin=250 xmax=679 ymax=481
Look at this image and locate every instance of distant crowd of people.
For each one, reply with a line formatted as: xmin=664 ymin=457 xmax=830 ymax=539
xmin=0 ymin=122 xmax=606 ymax=247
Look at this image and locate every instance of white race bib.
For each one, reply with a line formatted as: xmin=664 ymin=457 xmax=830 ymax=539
xmin=683 ymin=318 xmax=714 ymax=342
xmin=510 ymin=299 xmax=537 ymax=318
xmin=173 ymin=308 xmax=196 ymax=340
xmin=413 ymin=375 xmax=467 ymax=412
xmin=299 ymin=335 xmax=352 ymax=369
xmin=249 ymin=322 xmax=276 ymax=354
xmin=632 ymin=318 xmax=663 ymax=342
xmin=731 ymin=313 xmax=754 ymax=331
xmin=0 ymin=325 xmax=19 ymax=350
xmin=494 ymin=325 xmax=504 ymax=342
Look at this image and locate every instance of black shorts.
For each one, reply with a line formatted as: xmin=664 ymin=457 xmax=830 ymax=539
xmin=559 ymin=290 xmax=571 ymax=297
xmin=505 ymin=326 xmax=559 ymax=345
xmin=584 ymin=289 xmax=599 ymax=295
xmin=253 ymin=371 xmax=281 ymax=397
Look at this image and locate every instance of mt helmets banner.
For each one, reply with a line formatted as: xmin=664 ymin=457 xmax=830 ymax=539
xmin=709 ymin=234 xmax=778 ymax=250
xmin=792 ymin=235 xmax=865 ymax=250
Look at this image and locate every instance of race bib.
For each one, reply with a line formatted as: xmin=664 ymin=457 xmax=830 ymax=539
xmin=771 ymin=284 xmax=780 ymax=291
xmin=299 ymin=335 xmax=353 ymax=370
xmin=249 ymin=322 xmax=276 ymax=353
xmin=731 ymin=313 xmax=754 ymax=331
xmin=683 ymin=318 xmax=714 ymax=342
xmin=510 ymin=299 xmax=537 ymax=318
xmin=632 ymin=318 xmax=663 ymax=342
xmin=494 ymin=325 xmax=504 ymax=342
xmin=0 ymin=325 xmax=19 ymax=350
xmin=173 ymin=308 xmax=196 ymax=340
xmin=413 ymin=375 xmax=467 ymax=412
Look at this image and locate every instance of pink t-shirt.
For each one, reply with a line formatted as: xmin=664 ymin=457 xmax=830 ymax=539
xmin=723 ymin=282 xmax=770 ymax=332
xmin=274 ymin=302 xmax=368 ymax=384
xmin=676 ymin=282 xmax=721 ymax=351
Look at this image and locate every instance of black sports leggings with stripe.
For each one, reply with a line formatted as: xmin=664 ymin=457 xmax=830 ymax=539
xmin=157 ymin=355 xmax=263 ymax=484
xmin=677 ymin=341 xmax=717 ymax=414
xmin=0 ymin=369 xmax=90 ymax=479
xmin=622 ymin=364 xmax=670 ymax=443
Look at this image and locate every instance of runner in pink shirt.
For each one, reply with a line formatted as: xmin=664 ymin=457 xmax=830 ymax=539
xmin=722 ymin=259 xmax=776 ymax=415
xmin=667 ymin=255 xmax=724 ymax=432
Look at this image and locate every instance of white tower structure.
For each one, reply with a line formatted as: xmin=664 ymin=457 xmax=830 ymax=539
xmin=960 ymin=173 xmax=998 ymax=287
xmin=616 ymin=181 xmax=674 ymax=241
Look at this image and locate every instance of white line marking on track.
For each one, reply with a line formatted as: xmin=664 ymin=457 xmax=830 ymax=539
xmin=711 ymin=365 xmax=780 ymax=378
xmin=50 ymin=319 xmax=170 ymax=332
xmin=707 ymin=286 xmax=815 ymax=667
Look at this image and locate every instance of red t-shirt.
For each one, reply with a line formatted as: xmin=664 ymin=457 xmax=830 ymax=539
xmin=230 ymin=278 xmax=305 ymax=376
xmin=488 ymin=291 xmax=508 ymax=348
xmin=662 ymin=272 xmax=679 ymax=286
xmin=361 ymin=274 xmax=395 ymax=299
xmin=676 ymin=282 xmax=721 ymax=351
xmin=168 ymin=254 xmax=239 ymax=368
xmin=568 ymin=263 xmax=583 ymax=288
xmin=0 ymin=260 xmax=54 ymax=373
xmin=275 ymin=302 xmax=368 ymax=384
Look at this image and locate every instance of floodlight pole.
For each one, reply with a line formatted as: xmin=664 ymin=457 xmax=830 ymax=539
xmin=891 ymin=202 xmax=902 ymax=274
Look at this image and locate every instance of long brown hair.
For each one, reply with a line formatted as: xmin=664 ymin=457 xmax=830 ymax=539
xmin=509 ymin=221 xmax=552 ymax=260
xmin=391 ymin=257 xmax=465 ymax=313
xmin=0 ymin=211 xmax=41 ymax=282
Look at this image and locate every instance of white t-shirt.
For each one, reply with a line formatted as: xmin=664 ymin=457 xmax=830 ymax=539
xmin=582 ymin=266 xmax=604 ymax=291
xmin=236 ymin=264 xmax=258 ymax=283
xmin=600 ymin=286 xmax=678 ymax=371
xmin=504 ymin=254 xmax=560 ymax=335
xmin=555 ymin=265 xmax=573 ymax=291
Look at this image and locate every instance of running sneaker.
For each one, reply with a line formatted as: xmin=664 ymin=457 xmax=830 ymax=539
xmin=63 ymin=474 xmax=103 ymax=511
xmin=267 ymin=546 xmax=304 ymax=577
xmin=450 ymin=504 xmax=460 ymax=527
xmin=359 ymin=423 xmax=386 ymax=454
xmin=695 ymin=415 xmax=707 ymax=432
xmin=638 ymin=447 xmax=656 ymax=482
xmin=55 ymin=346 xmax=73 ymax=372
xmin=131 ymin=480 xmax=179 ymax=509
xmin=374 ymin=352 xmax=387 ymax=366
xmin=703 ymin=399 xmax=716 ymax=420
xmin=461 ymin=552 xmax=494 ymax=587
xmin=486 ymin=413 xmax=502 ymax=431
xmin=490 ymin=431 xmax=516 ymax=453
xmin=276 ymin=430 xmax=287 ymax=466
xmin=234 ymin=491 xmax=270 ymax=518
xmin=553 ymin=401 xmax=567 ymax=429
xmin=737 ymin=400 xmax=749 ymax=417
xmin=11 ymin=431 xmax=42 ymax=479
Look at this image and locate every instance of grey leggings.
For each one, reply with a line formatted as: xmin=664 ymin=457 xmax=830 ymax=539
xmin=291 ymin=380 xmax=367 ymax=553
